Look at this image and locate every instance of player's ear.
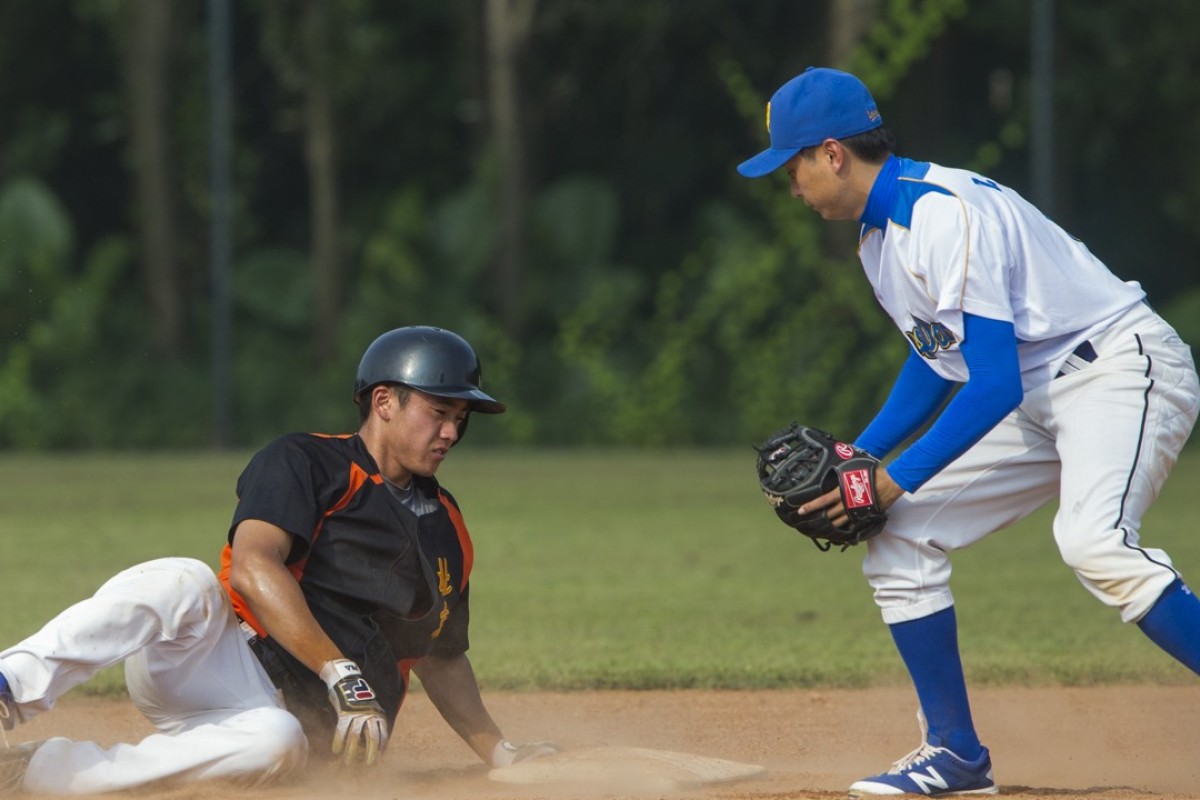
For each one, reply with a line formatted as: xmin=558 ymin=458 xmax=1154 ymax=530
xmin=822 ymin=139 xmax=844 ymax=169
xmin=371 ymin=384 xmax=396 ymax=421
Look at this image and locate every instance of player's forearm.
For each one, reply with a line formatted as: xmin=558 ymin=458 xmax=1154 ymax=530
xmin=888 ymin=314 xmax=1023 ymax=491
xmin=230 ymin=549 xmax=343 ymax=672
xmin=414 ymin=654 xmax=503 ymax=762
xmin=855 ymin=349 xmax=954 ymax=458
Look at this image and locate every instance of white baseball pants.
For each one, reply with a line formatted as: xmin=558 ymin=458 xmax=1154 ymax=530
xmin=866 ymin=303 xmax=1200 ymax=625
xmin=0 ymin=557 xmax=307 ymax=794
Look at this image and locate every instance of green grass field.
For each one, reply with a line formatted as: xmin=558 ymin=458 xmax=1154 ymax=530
xmin=2 ymin=446 xmax=1197 ymax=695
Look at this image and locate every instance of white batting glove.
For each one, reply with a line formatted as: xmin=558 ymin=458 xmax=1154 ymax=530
xmin=320 ymin=659 xmax=389 ymax=766
xmin=492 ymin=739 xmax=560 ymax=767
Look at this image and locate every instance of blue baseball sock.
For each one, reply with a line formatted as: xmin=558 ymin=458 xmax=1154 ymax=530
xmin=1137 ymin=579 xmax=1200 ymax=674
xmin=889 ymin=606 xmax=982 ymax=760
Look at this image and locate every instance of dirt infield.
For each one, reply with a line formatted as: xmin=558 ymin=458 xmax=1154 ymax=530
xmin=9 ymin=685 xmax=1200 ymax=799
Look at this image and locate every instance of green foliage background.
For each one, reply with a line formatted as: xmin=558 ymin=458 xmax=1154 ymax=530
xmin=2 ymin=2 xmax=1200 ymax=450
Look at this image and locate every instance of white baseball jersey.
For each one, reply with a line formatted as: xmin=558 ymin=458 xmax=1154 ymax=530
xmin=857 ymin=158 xmax=1146 ymax=389
xmin=854 ymin=156 xmax=1200 ymax=627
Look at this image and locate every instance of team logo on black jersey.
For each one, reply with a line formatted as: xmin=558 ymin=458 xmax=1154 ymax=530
xmin=906 ymin=318 xmax=957 ymax=359
xmin=432 ymin=601 xmax=450 ymax=639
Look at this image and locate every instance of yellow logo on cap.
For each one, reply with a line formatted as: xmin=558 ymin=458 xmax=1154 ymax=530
xmin=765 ymin=101 xmax=772 ymax=133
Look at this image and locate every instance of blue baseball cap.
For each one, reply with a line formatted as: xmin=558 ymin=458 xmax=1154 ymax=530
xmin=737 ymin=67 xmax=883 ymax=178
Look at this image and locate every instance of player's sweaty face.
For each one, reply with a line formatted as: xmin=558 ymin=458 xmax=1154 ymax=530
xmin=390 ymin=391 xmax=469 ymax=478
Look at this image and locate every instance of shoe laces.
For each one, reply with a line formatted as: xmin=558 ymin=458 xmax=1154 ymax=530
xmin=888 ymin=741 xmax=942 ymax=774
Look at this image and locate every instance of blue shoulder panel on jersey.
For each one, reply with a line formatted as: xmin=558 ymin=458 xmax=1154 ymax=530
xmin=859 ymin=156 xmax=945 ymax=234
xmin=885 ymin=314 xmax=1025 ymax=492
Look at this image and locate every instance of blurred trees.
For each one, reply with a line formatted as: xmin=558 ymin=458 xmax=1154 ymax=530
xmin=0 ymin=0 xmax=1198 ymax=450
xmin=118 ymin=0 xmax=183 ymax=355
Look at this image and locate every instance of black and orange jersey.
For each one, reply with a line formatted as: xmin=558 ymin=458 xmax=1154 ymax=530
xmin=217 ymin=432 xmax=474 ymax=739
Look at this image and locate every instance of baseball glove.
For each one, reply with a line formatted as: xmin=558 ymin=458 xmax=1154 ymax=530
xmin=754 ymin=422 xmax=887 ymax=551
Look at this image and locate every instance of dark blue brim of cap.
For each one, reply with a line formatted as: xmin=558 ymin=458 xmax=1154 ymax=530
xmin=737 ymin=145 xmax=801 ymax=178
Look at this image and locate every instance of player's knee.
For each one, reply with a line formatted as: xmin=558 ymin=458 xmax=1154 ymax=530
xmin=171 ymin=557 xmax=222 ymax=591
xmin=1055 ymin=531 xmax=1111 ymax=573
xmin=155 ymin=557 xmax=227 ymax=615
xmin=103 ymin=557 xmax=223 ymax=610
xmin=233 ymin=708 xmax=308 ymax=784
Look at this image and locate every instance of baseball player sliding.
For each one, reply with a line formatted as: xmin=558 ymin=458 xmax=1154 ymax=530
xmin=0 ymin=326 xmax=555 ymax=794
xmin=740 ymin=68 xmax=1200 ymax=796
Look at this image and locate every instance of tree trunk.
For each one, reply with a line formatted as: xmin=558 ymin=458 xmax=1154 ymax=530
xmin=301 ymin=0 xmax=342 ymax=363
xmin=825 ymin=0 xmax=878 ymax=260
xmin=828 ymin=0 xmax=878 ymax=66
xmin=484 ymin=0 xmax=536 ymax=340
xmin=122 ymin=0 xmax=182 ymax=355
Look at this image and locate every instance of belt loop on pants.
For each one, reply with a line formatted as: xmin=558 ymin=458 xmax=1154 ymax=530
xmin=1073 ymin=340 xmax=1099 ymax=363
xmin=1055 ymin=340 xmax=1099 ymax=379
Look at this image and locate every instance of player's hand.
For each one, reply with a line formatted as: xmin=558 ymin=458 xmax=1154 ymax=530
xmin=492 ymin=739 xmax=560 ymax=766
xmin=321 ymin=658 xmax=389 ymax=766
xmin=798 ymin=467 xmax=905 ymax=525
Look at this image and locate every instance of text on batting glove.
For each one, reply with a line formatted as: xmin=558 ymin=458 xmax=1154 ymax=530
xmin=492 ymin=739 xmax=560 ymax=767
xmin=321 ymin=658 xmax=389 ymax=766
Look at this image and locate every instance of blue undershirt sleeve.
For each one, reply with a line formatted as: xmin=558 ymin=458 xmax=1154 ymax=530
xmin=854 ymin=349 xmax=954 ymax=459
xmin=885 ymin=314 xmax=1025 ymax=492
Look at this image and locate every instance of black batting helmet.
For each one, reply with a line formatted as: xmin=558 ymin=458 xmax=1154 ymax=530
xmin=353 ymin=326 xmax=506 ymax=414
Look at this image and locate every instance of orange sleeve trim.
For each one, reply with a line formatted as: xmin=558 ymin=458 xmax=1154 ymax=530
xmin=219 ymin=460 xmax=383 ymax=639
xmin=439 ymin=491 xmax=474 ymax=590
xmin=218 ymin=544 xmax=272 ymax=637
